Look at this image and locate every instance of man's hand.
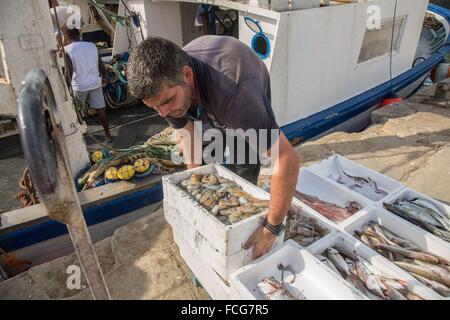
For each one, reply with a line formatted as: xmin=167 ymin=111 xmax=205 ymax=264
xmin=242 ymin=132 xmax=299 ymax=261
xmin=176 ymin=120 xmax=203 ymax=169
xmin=243 ymin=225 xmax=276 ymax=260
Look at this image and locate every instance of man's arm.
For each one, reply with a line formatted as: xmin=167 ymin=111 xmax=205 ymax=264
xmin=64 ymin=53 xmax=73 ymax=94
xmin=98 ymin=56 xmax=108 ymax=87
xmin=244 ymin=132 xmax=300 ymax=259
xmin=266 ymin=133 xmax=299 ymax=226
xmin=176 ymin=120 xmax=203 ymax=169
xmin=98 ymin=56 xmax=106 ymax=78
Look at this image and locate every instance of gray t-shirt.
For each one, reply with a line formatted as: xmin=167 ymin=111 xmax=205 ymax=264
xmin=166 ymin=36 xmax=279 ymax=152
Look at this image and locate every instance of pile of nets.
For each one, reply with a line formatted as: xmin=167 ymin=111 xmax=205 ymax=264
xmin=76 ymin=127 xmax=184 ymax=190
xmin=103 ymin=52 xmax=138 ymax=109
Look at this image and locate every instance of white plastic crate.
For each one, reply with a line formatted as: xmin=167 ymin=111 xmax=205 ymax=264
xmin=308 ymin=154 xmax=404 ymax=204
xmin=294 ymin=168 xmax=370 ymax=224
xmin=165 ymin=200 xmax=284 ymax=282
xmin=343 ymin=206 xmax=450 ymax=255
xmin=307 ymin=232 xmax=443 ymax=300
xmin=229 ymin=239 xmax=366 ymax=300
xmin=342 ymin=206 xmax=450 ymax=299
xmin=162 ymin=164 xmax=284 ymax=281
xmin=172 ymin=232 xmax=231 ymax=300
xmin=382 ymin=188 xmax=450 ymax=245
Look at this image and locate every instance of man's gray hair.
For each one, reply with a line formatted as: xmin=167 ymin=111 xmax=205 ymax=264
xmin=127 ymin=37 xmax=190 ymax=100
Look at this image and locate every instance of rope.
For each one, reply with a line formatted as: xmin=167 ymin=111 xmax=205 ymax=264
xmin=114 ymin=62 xmax=128 ymax=84
xmin=388 ymin=0 xmax=398 ymax=94
xmin=134 ymin=164 xmax=156 ymax=178
xmin=85 ymin=132 xmax=113 ymax=150
xmin=17 ymin=167 xmax=40 ymax=207
xmin=88 ymin=0 xmax=129 ymax=27
xmin=120 ymin=0 xmax=144 ymax=42
xmin=102 ymin=53 xmax=137 ymax=109
xmin=84 ymin=110 xmax=159 ymax=136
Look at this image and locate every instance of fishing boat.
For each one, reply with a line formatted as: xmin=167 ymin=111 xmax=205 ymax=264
xmin=0 ymin=0 xmax=449 ymax=263
xmin=110 ymin=0 xmax=450 ymax=140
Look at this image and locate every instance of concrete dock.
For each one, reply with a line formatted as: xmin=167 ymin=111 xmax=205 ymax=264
xmin=0 ymin=79 xmax=449 ymax=299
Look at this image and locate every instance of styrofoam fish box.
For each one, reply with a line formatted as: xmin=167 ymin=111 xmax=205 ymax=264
xmin=342 ymin=206 xmax=450 ymax=299
xmin=165 ymin=200 xmax=284 ymax=282
xmin=172 ymin=232 xmax=231 ymax=300
xmin=162 ymin=164 xmax=284 ymax=281
xmin=307 ymin=232 xmax=444 ymax=300
xmin=382 ymin=188 xmax=450 ymax=245
xmin=229 ymin=240 xmax=366 ymax=300
xmin=343 ymin=206 xmax=450 ymax=255
xmin=294 ymin=168 xmax=370 ymax=224
xmin=307 ymin=154 xmax=403 ymax=204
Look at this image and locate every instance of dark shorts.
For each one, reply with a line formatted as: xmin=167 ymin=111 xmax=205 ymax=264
xmin=226 ymin=162 xmax=261 ymax=185
xmin=203 ymin=133 xmax=261 ymax=185
xmin=74 ymin=87 xmax=105 ymax=109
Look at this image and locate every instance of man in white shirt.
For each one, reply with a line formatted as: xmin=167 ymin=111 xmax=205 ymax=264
xmin=64 ymin=28 xmax=113 ymax=143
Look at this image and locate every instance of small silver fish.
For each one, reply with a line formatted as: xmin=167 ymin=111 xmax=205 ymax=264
xmin=334 ymin=244 xmax=359 ymax=261
xmin=346 ymin=273 xmax=382 ymax=300
xmin=315 ymin=254 xmax=342 ymax=276
xmin=355 ymin=258 xmax=385 ymax=299
xmin=384 ymin=283 xmax=407 ymax=300
xmin=394 ymin=261 xmax=450 ymax=286
xmin=412 ymin=273 xmax=450 ymax=297
xmin=326 ymin=247 xmax=350 ymax=277
xmin=330 ymin=156 xmax=387 ymax=202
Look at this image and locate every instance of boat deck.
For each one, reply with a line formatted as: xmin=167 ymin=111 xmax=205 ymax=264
xmin=0 ymin=104 xmax=168 ymax=215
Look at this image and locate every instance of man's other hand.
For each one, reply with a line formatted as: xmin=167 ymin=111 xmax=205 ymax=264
xmin=243 ymin=225 xmax=276 ymax=260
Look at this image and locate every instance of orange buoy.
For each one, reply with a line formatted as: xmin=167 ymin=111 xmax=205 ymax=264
xmin=379 ymin=97 xmax=402 ymax=108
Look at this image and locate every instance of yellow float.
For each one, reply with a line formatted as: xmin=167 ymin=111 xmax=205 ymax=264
xmin=133 ymin=158 xmax=150 ymax=173
xmin=105 ymin=167 xmax=118 ymax=180
xmin=117 ymin=165 xmax=135 ymax=180
xmin=91 ymin=151 xmax=103 ymax=162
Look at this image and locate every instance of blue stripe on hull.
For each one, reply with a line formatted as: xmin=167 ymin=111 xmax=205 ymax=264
xmin=0 ymin=183 xmax=163 ymax=251
xmin=1 ymin=5 xmax=449 ymax=252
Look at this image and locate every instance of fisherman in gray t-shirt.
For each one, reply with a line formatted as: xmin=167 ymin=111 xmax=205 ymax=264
xmin=127 ymin=36 xmax=300 ymax=259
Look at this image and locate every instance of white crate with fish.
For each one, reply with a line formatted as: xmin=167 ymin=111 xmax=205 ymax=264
xmin=165 ymin=199 xmax=283 ymax=282
xmin=229 ymin=239 xmax=366 ymax=300
xmin=172 ymin=231 xmax=231 ymax=300
xmin=162 ymin=164 xmax=284 ymax=281
xmin=382 ymin=188 xmax=450 ymax=244
xmin=306 ymin=232 xmax=439 ymax=300
xmin=307 ymin=154 xmax=403 ymax=204
xmin=293 ymin=168 xmax=370 ymax=224
xmin=284 ymin=202 xmax=338 ymax=248
xmin=343 ymin=207 xmax=450 ymax=298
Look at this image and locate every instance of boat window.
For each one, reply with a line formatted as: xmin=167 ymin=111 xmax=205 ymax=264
xmin=252 ymin=34 xmax=270 ymax=59
xmin=358 ymin=16 xmax=406 ymax=64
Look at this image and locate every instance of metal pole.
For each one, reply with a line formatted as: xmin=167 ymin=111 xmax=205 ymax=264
xmin=67 ymin=207 xmax=111 ymax=299
xmin=17 ymin=68 xmax=111 ymax=300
